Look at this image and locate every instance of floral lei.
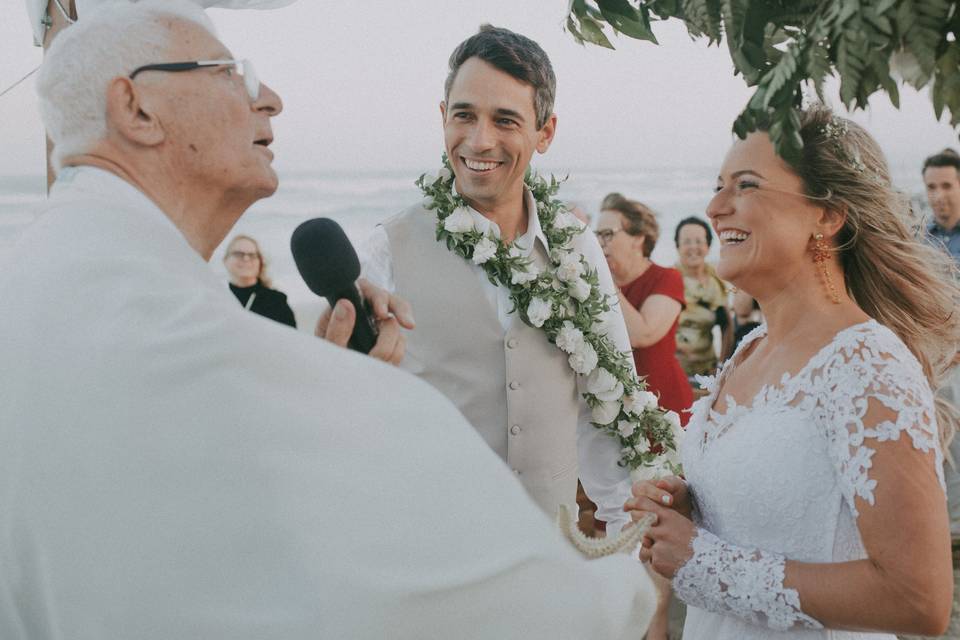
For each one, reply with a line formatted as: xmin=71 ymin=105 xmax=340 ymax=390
xmin=417 ymin=155 xmax=681 ymax=477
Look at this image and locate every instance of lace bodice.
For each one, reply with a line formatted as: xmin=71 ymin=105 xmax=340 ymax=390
xmin=674 ymin=320 xmax=944 ymax=639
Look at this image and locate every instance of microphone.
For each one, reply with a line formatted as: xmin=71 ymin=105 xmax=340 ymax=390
xmin=290 ymin=218 xmax=378 ymax=354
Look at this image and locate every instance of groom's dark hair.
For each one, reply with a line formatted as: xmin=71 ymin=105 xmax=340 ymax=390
xmin=444 ymin=24 xmax=556 ymax=130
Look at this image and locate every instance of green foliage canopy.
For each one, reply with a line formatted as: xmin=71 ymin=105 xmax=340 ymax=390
xmin=565 ymin=0 xmax=960 ymax=162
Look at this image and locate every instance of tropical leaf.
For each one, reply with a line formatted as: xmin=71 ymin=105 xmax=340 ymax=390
xmin=597 ymin=0 xmax=659 ymax=43
xmin=564 ymin=0 xmax=960 ymax=161
xmin=680 ymin=0 xmax=722 ymax=42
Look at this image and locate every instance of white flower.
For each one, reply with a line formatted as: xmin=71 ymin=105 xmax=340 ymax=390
xmin=633 ymin=439 xmax=651 ymax=455
xmin=591 ymin=399 xmax=622 ymax=425
xmin=556 ymin=321 xmax=584 ymax=354
xmin=568 ymin=341 xmax=598 ymax=374
xmin=422 ymin=196 xmax=435 ymax=210
xmin=623 ymin=391 xmax=659 ymax=415
xmin=591 ymin=309 xmax=615 ymax=335
xmin=443 ymin=207 xmax=476 ymax=234
xmin=511 ymin=264 xmax=540 ymax=285
xmin=526 ymin=297 xmax=553 ymax=328
xmin=586 ymin=367 xmax=624 ymax=402
xmin=421 ymin=172 xmax=435 ymax=185
xmin=591 ymin=401 xmax=623 ymax=424
xmin=471 ymin=237 xmax=498 ymax=265
xmin=569 ymin=278 xmax=591 ymax=302
xmin=617 ymin=419 xmax=636 ymax=438
xmin=556 ymin=252 xmax=585 ymax=283
xmin=437 ymin=167 xmax=452 ymax=182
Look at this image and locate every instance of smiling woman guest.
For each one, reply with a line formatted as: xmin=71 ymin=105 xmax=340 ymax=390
xmin=224 ymin=234 xmax=296 ymax=328
xmin=673 ymin=216 xmax=731 ymax=378
xmin=626 ymin=105 xmax=960 ymax=639
xmin=598 ymin=194 xmax=694 ymax=427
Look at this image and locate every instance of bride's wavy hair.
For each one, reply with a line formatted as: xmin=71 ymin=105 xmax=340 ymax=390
xmin=764 ymin=104 xmax=960 ymax=450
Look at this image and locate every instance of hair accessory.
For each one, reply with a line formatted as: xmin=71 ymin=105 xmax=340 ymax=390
xmin=812 ymin=233 xmax=841 ymax=304
xmin=821 ymin=118 xmax=868 ymax=175
xmin=821 ymin=116 xmax=888 ymax=186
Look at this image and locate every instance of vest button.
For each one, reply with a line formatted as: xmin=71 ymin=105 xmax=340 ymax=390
xmin=506 ymin=338 xmax=518 ymax=349
xmin=513 ymin=469 xmax=522 ymax=475
xmin=508 ymin=380 xmax=520 ymax=390
xmin=510 ymin=424 xmax=521 ymax=435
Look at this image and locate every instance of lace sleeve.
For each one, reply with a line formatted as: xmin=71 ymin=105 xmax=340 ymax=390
xmin=809 ymin=324 xmax=945 ymax=517
xmin=672 ymin=529 xmax=823 ymax=630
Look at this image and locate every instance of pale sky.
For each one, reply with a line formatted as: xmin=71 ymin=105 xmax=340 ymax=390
xmin=1 ymin=0 xmax=958 ymax=177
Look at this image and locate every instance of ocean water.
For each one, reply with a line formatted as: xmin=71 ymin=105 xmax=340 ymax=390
xmin=0 ymin=165 xmax=931 ymax=329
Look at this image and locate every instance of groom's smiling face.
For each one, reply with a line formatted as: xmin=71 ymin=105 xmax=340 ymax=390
xmin=440 ymin=57 xmax=556 ymax=214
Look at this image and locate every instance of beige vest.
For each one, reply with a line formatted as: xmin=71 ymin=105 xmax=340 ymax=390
xmin=383 ymin=204 xmax=581 ymax=516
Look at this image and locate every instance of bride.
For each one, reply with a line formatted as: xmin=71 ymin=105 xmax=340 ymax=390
xmin=626 ymin=105 xmax=960 ymax=638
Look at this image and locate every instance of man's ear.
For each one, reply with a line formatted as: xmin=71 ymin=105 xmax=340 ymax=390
xmin=104 ymin=77 xmax=165 ymax=148
xmin=536 ymin=113 xmax=557 ymax=154
xmin=439 ymin=100 xmax=447 ymax=125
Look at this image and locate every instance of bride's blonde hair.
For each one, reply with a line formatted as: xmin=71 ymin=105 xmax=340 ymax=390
xmin=768 ymin=105 xmax=960 ymax=450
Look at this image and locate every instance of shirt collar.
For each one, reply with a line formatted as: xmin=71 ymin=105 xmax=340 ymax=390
xmin=53 ymin=165 xmax=182 ymax=236
xmin=455 ymin=186 xmax=550 ymax=256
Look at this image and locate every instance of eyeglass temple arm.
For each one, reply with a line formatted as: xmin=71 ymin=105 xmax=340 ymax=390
xmin=129 ymin=62 xmax=203 ymax=79
xmin=129 ymin=60 xmax=240 ymax=80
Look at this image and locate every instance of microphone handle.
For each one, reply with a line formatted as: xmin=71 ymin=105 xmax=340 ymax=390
xmin=325 ymin=284 xmax=378 ymax=354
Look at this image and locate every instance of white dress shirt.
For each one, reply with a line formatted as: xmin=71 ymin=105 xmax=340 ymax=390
xmin=363 ymin=189 xmax=635 ymax=533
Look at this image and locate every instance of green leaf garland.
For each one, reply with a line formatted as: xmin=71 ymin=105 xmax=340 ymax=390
xmin=417 ymin=155 xmax=683 ymax=475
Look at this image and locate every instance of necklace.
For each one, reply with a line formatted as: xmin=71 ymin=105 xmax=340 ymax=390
xmin=417 ymin=155 xmax=680 ymax=475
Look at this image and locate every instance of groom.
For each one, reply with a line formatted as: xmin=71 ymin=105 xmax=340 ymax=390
xmin=361 ymin=25 xmax=634 ymax=533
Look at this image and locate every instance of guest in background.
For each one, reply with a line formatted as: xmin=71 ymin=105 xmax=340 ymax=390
xmin=673 ymin=216 xmax=730 ymax=378
xmin=598 ymin=194 xmax=692 ymax=425
xmin=598 ymin=193 xmax=692 ymax=640
xmin=224 ymin=234 xmax=296 ymax=328
xmin=899 ymin=147 xmax=960 ymax=640
xmin=923 ymin=148 xmax=960 ymax=263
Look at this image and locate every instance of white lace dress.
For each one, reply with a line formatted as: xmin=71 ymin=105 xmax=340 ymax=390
xmin=673 ymin=320 xmax=945 ymax=639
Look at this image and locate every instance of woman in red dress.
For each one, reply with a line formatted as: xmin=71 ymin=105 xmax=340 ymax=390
xmin=596 ymin=193 xmax=692 ymax=640
xmin=597 ymin=193 xmax=693 ymax=425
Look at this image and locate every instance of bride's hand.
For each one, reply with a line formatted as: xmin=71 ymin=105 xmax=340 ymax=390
xmin=638 ymin=505 xmax=696 ymax=579
xmin=624 ymin=475 xmax=692 ymax=520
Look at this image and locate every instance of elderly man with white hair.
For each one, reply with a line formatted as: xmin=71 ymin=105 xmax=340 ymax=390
xmin=0 ymin=2 xmax=655 ymax=639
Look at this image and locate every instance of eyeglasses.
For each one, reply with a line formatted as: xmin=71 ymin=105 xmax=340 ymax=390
xmin=129 ymin=59 xmax=259 ymax=100
xmin=228 ymin=250 xmax=260 ymax=261
xmin=595 ymin=229 xmax=623 ymax=246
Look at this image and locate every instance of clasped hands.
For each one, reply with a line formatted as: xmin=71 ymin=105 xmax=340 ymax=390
xmin=315 ymin=278 xmax=415 ymax=365
xmin=624 ymin=475 xmax=698 ymax=579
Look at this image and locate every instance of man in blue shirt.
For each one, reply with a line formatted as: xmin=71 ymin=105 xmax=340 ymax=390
xmin=912 ymin=147 xmax=960 ymax=640
xmin=924 ymin=148 xmax=960 ymax=264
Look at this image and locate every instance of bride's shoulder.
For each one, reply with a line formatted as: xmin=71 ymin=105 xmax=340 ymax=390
xmin=823 ymin=319 xmax=923 ymax=379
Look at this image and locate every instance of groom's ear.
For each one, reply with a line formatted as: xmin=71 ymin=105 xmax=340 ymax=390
xmin=439 ymin=101 xmax=447 ymax=124
xmin=536 ymin=113 xmax=557 ymax=154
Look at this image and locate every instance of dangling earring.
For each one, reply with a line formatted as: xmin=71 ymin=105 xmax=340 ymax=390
xmin=812 ymin=233 xmax=841 ymax=304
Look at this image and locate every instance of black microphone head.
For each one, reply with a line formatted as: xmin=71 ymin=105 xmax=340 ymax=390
xmin=290 ymin=218 xmax=361 ymax=297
